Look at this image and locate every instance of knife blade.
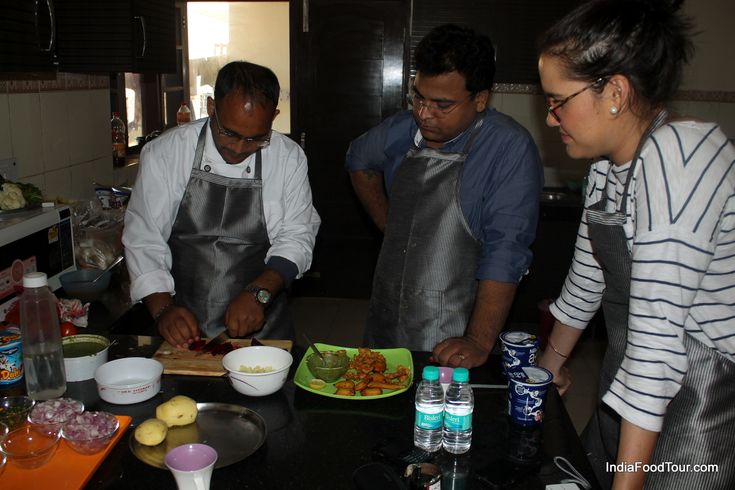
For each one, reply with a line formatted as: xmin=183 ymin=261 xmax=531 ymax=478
xmin=196 ymin=331 xmax=230 ymax=355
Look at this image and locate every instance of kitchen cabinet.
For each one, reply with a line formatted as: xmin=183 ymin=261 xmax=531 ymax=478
xmin=55 ymin=0 xmax=176 ymax=73
xmin=291 ymin=0 xmax=409 ymax=298
xmin=0 ymin=1 xmax=56 ymax=71
xmin=0 ymin=0 xmax=175 ymax=74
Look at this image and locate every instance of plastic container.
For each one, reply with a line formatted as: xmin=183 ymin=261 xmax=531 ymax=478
xmin=94 ymin=357 xmax=163 ymax=404
xmin=414 ymin=365 xmax=444 ymax=452
xmin=19 ymin=272 xmax=66 ymax=401
xmin=176 ymin=102 xmax=192 ymax=125
xmin=62 ymin=334 xmax=110 ymax=382
xmin=442 ymin=367 xmax=474 ymax=454
xmin=111 ymin=112 xmax=126 ymax=167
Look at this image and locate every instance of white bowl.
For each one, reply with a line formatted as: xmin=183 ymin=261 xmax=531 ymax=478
xmin=222 ymin=346 xmax=293 ymax=397
xmin=94 ymin=357 xmax=163 ymax=404
xmin=63 ymin=334 xmax=110 ymax=382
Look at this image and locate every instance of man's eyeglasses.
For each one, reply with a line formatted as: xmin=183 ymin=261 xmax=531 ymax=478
xmin=406 ymin=91 xmax=475 ymax=117
xmin=212 ymin=109 xmax=271 ymax=149
xmin=546 ymin=77 xmax=607 ymax=122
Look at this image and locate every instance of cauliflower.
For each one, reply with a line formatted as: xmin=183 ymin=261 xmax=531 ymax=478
xmin=0 ymin=183 xmax=27 ymax=210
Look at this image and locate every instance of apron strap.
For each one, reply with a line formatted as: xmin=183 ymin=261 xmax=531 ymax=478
xmin=619 ymin=109 xmax=668 ymax=214
xmin=193 ymin=122 xmax=209 ymax=170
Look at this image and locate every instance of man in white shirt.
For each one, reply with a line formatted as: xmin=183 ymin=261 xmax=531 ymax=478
xmin=123 ymin=61 xmax=320 ymax=348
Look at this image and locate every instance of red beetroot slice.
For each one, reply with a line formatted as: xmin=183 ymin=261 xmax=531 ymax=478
xmin=210 ymin=342 xmax=235 ymax=356
xmin=189 ymin=339 xmax=206 ymax=351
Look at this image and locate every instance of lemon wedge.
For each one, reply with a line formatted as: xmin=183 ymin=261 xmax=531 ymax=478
xmin=309 ymin=378 xmax=326 ymax=390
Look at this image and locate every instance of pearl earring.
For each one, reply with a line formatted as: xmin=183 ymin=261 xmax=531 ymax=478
xmin=609 ymin=106 xmax=619 ymax=115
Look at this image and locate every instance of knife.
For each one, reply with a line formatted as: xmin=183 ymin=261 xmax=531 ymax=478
xmin=196 ymin=331 xmax=230 ymax=355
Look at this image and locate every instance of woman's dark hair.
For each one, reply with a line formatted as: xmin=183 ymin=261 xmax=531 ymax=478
xmin=214 ymin=61 xmax=280 ymax=109
xmin=539 ymin=0 xmax=694 ymax=110
xmin=415 ymin=24 xmax=496 ymax=93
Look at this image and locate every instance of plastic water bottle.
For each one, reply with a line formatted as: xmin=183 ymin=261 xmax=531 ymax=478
xmin=414 ymin=365 xmax=444 ymax=452
xmin=19 ymin=272 xmax=66 ymax=400
xmin=111 ymin=112 xmax=126 ymax=167
xmin=443 ymin=367 xmax=473 ymax=454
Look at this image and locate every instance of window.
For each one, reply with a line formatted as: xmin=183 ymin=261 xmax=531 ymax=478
xmin=187 ymin=1 xmax=290 ymax=134
xmin=110 ymin=1 xmax=290 ymax=159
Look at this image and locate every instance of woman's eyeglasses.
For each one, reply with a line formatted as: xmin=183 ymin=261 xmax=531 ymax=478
xmin=212 ymin=109 xmax=271 ymax=149
xmin=546 ymin=77 xmax=607 ymax=122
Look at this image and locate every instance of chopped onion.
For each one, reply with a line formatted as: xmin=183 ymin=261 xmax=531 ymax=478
xmin=63 ymin=411 xmax=118 ymax=440
xmin=29 ymin=397 xmax=84 ymax=425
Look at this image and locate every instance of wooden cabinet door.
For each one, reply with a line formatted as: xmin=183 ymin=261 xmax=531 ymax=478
xmin=54 ymin=0 xmax=175 ymax=73
xmin=0 ymin=1 xmax=56 ymax=71
xmin=292 ymin=0 xmax=409 ymax=297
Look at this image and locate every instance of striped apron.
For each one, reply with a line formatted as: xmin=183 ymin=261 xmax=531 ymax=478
xmin=167 ymin=122 xmax=291 ymax=339
xmin=364 ymin=118 xmax=483 ymax=351
xmin=581 ymin=111 xmax=668 ymax=489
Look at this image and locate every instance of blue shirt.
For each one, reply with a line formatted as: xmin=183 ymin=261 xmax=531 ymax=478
xmin=345 ymin=109 xmax=543 ymax=282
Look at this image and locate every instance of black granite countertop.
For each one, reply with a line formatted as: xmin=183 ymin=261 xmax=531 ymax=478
xmin=59 ymin=337 xmax=602 ymax=490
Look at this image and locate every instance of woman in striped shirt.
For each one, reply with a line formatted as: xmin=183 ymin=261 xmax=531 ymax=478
xmin=536 ymin=1 xmax=735 ymax=489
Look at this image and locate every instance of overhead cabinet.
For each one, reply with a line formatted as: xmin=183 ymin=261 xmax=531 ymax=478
xmin=0 ymin=1 xmax=56 ymax=71
xmin=56 ymin=0 xmax=176 ymax=73
xmin=0 ymin=0 xmax=175 ymax=73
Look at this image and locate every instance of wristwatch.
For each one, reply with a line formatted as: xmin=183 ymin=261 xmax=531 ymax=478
xmin=245 ymin=284 xmax=272 ymax=307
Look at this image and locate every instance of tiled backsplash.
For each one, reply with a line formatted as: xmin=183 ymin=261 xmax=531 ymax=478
xmin=1 ymin=73 xmax=732 ymax=199
xmin=0 ymin=73 xmax=117 ymax=202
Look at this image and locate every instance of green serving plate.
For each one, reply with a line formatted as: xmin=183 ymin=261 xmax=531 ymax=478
xmin=294 ymin=343 xmax=414 ymax=400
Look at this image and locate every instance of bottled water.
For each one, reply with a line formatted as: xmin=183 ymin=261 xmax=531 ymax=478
xmin=414 ymin=365 xmax=444 ymax=452
xmin=19 ymin=272 xmax=66 ymax=400
xmin=442 ymin=367 xmax=473 ymax=454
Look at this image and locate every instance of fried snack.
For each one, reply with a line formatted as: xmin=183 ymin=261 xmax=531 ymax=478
xmin=361 ymin=387 xmax=383 ymax=396
xmin=334 ymin=380 xmax=355 ymax=390
xmin=367 ymin=380 xmax=405 ymax=390
xmin=335 ymin=388 xmax=355 ymax=396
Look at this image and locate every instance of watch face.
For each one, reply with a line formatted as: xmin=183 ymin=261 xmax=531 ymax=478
xmin=256 ymin=289 xmax=271 ymax=304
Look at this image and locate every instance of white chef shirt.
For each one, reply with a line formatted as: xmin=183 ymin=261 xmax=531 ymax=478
xmin=123 ymin=118 xmax=321 ymax=303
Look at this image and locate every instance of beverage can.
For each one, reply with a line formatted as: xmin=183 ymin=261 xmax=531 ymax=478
xmin=0 ymin=330 xmax=24 ymax=385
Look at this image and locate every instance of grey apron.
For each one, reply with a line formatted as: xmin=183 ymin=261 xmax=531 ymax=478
xmin=581 ymin=111 xmax=668 ymax=489
xmin=364 ymin=118 xmax=483 ymax=351
xmin=646 ymin=335 xmax=735 ymax=489
xmin=168 ymin=123 xmax=292 ymax=339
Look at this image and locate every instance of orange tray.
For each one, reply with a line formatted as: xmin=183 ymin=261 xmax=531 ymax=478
xmin=2 ymin=415 xmax=132 ymax=490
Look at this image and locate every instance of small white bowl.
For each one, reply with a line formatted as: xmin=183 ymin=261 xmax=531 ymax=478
xmin=94 ymin=357 xmax=163 ymax=404
xmin=222 ymin=346 xmax=293 ymax=397
xmin=63 ymin=334 xmax=110 ymax=382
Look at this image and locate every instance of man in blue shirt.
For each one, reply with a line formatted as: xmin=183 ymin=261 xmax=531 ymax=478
xmin=345 ymin=24 xmax=543 ymax=368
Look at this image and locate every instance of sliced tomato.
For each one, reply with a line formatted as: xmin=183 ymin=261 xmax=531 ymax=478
xmin=60 ymin=321 xmax=78 ymax=337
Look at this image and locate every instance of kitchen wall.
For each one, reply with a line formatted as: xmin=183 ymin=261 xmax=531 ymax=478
xmin=1 ymin=0 xmax=732 ymax=200
xmin=0 ymin=74 xmax=137 ymax=204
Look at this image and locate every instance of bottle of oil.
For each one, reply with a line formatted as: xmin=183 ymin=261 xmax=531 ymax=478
xmin=111 ymin=112 xmax=127 ymax=167
xmin=176 ymin=101 xmax=192 ymax=125
xmin=19 ymin=272 xmax=66 ymax=400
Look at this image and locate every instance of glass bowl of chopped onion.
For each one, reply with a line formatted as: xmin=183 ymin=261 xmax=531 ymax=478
xmin=222 ymin=346 xmax=293 ymax=397
xmin=28 ymin=397 xmax=84 ymax=436
xmin=61 ymin=411 xmax=119 ymax=455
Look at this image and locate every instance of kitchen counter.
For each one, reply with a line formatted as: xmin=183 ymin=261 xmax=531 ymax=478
xmin=59 ymin=336 xmax=601 ymax=490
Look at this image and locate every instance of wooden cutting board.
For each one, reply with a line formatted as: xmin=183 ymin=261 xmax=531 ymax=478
xmin=152 ymin=339 xmax=293 ymax=376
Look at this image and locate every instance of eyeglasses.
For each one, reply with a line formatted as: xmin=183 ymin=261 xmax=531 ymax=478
xmin=546 ymin=77 xmax=607 ymax=122
xmin=406 ymin=91 xmax=475 ymax=117
xmin=212 ymin=109 xmax=272 ymax=149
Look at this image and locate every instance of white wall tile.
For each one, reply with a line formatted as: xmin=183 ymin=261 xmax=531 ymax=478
xmin=0 ymin=94 xmax=12 ymax=161
xmin=69 ymin=161 xmax=99 ymax=200
xmin=9 ymin=93 xmax=44 ymax=178
xmin=43 ymin=167 xmax=72 ymax=201
xmin=40 ymin=92 xmax=71 ymax=171
xmin=67 ymin=90 xmax=111 ymax=164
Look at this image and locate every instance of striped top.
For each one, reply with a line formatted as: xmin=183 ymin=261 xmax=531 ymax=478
xmin=549 ymin=120 xmax=735 ymax=432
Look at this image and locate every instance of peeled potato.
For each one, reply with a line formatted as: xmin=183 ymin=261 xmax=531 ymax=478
xmin=155 ymin=395 xmax=198 ymax=427
xmin=135 ymin=418 xmax=168 ymax=446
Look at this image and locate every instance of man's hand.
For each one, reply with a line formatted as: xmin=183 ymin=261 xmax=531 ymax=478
xmin=157 ymin=306 xmax=200 ymax=349
xmin=349 ymin=170 xmax=388 ymax=232
xmin=224 ymin=291 xmax=266 ymax=338
xmin=432 ymin=336 xmax=490 ymax=368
